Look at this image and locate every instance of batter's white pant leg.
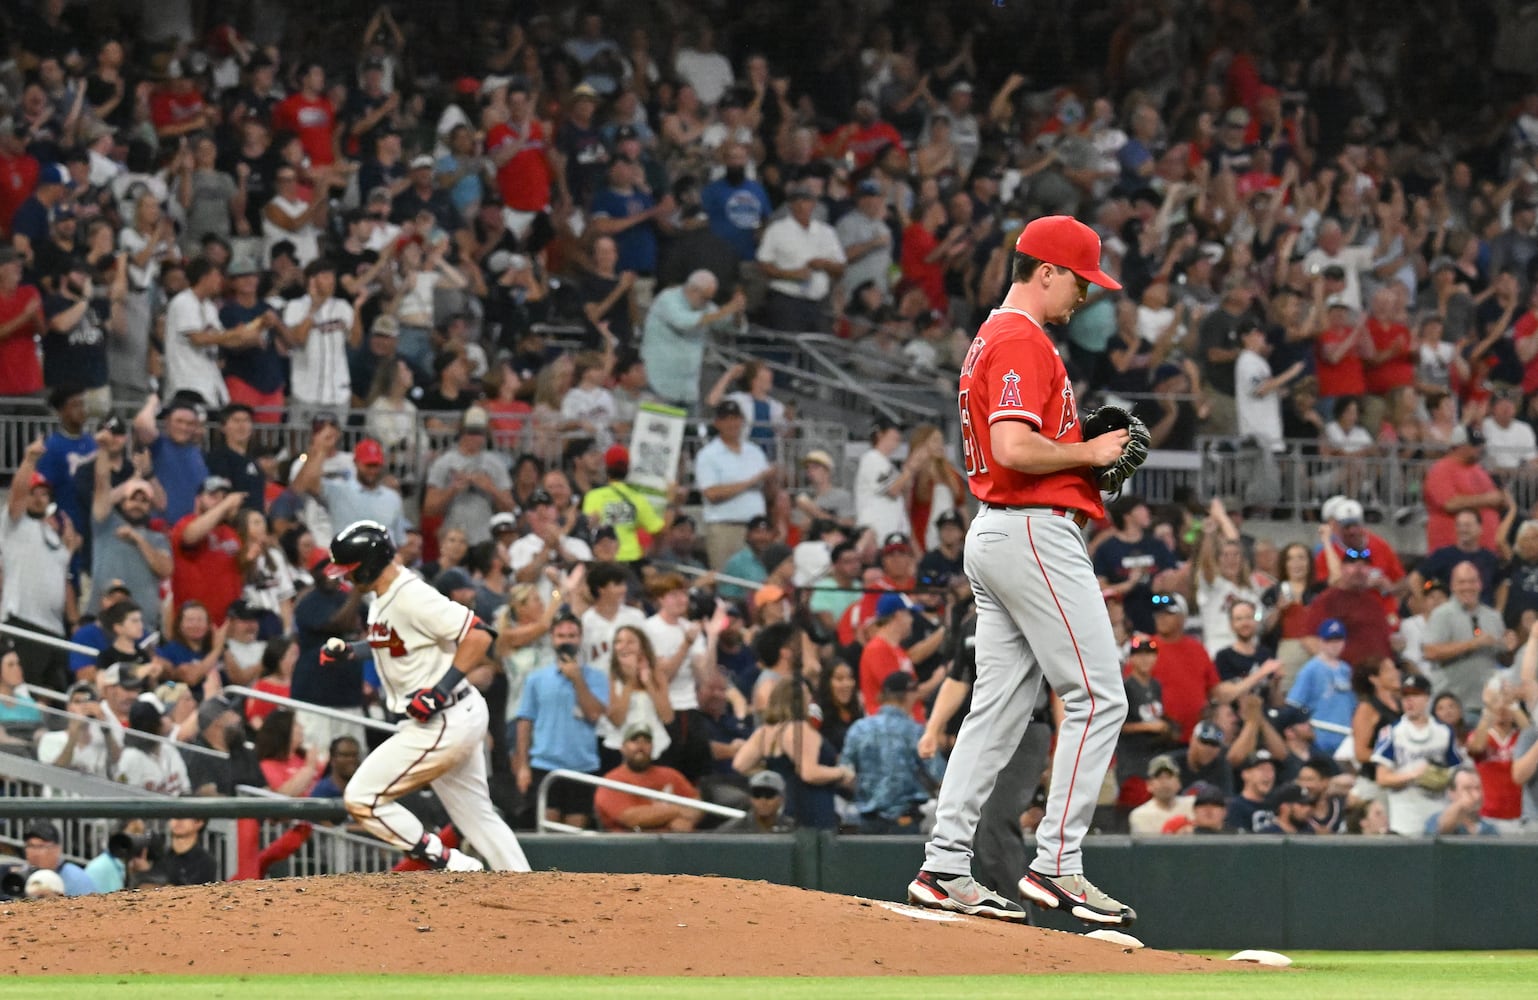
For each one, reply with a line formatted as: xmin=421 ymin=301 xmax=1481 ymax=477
xmin=431 ymin=693 xmax=532 ymax=872
xmin=342 ymin=715 xmax=452 ymax=852
xmin=923 ymin=516 xmax=1047 ymax=878
xmin=989 ymin=512 xmax=1128 ymax=878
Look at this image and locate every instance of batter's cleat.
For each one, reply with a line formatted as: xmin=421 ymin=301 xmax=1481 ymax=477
xmin=443 ymin=849 xmax=484 ymax=873
xmin=906 ymin=870 xmax=1027 ymax=922
xmin=1020 ymin=869 xmax=1136 ymax=927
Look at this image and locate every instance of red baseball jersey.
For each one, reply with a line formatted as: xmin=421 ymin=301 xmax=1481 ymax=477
xmin=958 ymin=308 xmax=1103 ymax=516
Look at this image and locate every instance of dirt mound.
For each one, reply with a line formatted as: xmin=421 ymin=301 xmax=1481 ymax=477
xmin=0 ymin=872 xmax=1224 ymax=977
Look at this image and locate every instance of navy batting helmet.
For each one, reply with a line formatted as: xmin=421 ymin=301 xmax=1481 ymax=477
xmin=328 ymin=520 xmax=396 ymax=586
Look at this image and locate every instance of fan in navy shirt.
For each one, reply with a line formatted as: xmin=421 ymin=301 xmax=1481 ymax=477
xmin=41 ymin=263 xmax=112 ymax=396
xmin=1093 ymin=496 xmax=1181 ymax=635
xmin=588 ymin=157 xmax=663 ymax=275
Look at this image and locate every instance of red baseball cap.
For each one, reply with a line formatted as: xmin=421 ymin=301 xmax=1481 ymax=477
xmin=1014 ymin=216 xmax=1122 ymax=290
xmin=604 ymin=444 xmax=629 ymax=468
xmin=354 ymin=438 xmax=385 ymax=466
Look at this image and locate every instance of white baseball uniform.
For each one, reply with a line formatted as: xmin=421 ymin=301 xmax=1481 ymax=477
xmin=342 ymin=567 xmax=531 ymax=871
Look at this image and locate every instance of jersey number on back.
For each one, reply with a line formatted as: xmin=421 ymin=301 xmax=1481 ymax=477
xmin=958 ymin=389 xmax=987 ymax=477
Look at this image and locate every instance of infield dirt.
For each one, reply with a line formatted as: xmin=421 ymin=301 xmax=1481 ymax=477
xmin=0 ymin=872 xmax=1228 ymax=976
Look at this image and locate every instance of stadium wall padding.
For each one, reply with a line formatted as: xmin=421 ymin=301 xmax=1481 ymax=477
xmin=519 ymin=833 xmax=1538 ymax=951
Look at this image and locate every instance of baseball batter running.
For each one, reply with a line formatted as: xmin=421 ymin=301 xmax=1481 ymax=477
xmin=324 ymin=520 xmax=531 ymax=873
xmin=908 ymin=216 xmax=1144 ymax=927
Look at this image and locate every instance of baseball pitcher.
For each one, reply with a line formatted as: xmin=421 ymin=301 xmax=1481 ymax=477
xmin=908 ymin=216 xmax=1144 ymax=927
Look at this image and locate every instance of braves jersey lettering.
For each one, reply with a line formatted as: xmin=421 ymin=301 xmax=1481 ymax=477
xmin=366 ymin=568 xmax=474 ymax=713
xmin=957 ymin=309 xmax=1102 ymax=515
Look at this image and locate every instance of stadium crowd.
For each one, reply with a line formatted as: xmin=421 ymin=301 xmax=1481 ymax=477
xmin=6 ymin=0 xmax=1538 ymax=892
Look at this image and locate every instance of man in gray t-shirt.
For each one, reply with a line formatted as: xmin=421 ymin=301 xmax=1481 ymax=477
xmin=91 ymin=493 xmax=171 ymax=631
xmin=422 ymin=408 xmax=514 ymax=545
xmin=1514 ymin=724 xmax=1538 ymax=824
xmin=835 ymin=182 xmax=894 ymax=304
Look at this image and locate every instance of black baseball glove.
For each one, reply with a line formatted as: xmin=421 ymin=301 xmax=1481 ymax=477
xmin=1080 ymin=404 xmax=1151 ymax=495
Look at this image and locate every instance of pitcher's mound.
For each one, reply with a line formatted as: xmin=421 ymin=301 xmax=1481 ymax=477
xmin=1 ymin=872 xmax=1222 ymax=977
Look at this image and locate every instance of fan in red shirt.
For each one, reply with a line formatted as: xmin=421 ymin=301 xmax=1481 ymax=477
xmin=487 ymin=84 xmax=555 ymax=213
xmin=0 ymin=248 xmax=44 ymax=394
xmin=1362 ymin=287 xmax=1415 ymax=398
xmin=1312 ymin=497 xmax=1406 ymax=617
xmin=900 ymin=199 xmax=955 ymax=312
xmin=820 ymin=99 xmax=905 ymax=171
xmin=0 ymin=138 xmax=38 ymax=236
xmin=1302 ymin=554 xmax=1395 ymax=666
xmin=170 ymin=478 xmax=246 ymax=626
xmin=593 ymin=723 xmax=702 ymax=832
xmin=1467 ymin=685 xmax=1524 ymax=828
xmin=1148 ymin=594 xmax=1223 ymax=742
xmin=835 ymin=534 xmax=917 ymax=646
xmin=150 ymin=66 xmax=212 ymax=140
xmin=1314 ymin=298 xmax=1368 ymax=401
xmin=272 ymin=63 xmax=338 ymax=167
xmin=1422 ymin=426 xmax=1505 ymax=552
xmin=1513 ymin=285 xmax=1538 ymax=396
xmin=858 ymin=593 xmax=930 ymax=722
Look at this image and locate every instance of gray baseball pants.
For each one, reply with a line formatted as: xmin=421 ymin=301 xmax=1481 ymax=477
xmin=923 ymin=505 xmax=1127 ymax=880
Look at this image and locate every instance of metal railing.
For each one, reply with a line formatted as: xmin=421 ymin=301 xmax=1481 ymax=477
xmin=535 ymin=767 xmax=745 ymax=834
xmin=223 ymin=685 xmax=398 ymax=736
xmin=1189 ymin=436 xmax=1504 ymax=520
xmin=235 ymin=785 xmax=402 ymax=875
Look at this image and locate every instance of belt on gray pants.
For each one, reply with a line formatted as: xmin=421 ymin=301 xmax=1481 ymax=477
xmin=981 ymin=503 xmax=1090 ymax=529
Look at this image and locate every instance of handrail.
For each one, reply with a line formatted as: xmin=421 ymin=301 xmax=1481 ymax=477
xmin=224 ymin=685 xmax=400 ymax=736
xmin=535 ymin=767 xmax=745 ymax=833
xmin=3 ymin=692 xmax=230 ymax=760
xmin=0 ymin=622 xmax=101 ymax=657
xmin=0 ymin=795 xmax=347 ymax=821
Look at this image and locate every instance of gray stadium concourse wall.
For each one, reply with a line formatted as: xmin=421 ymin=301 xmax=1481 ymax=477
xmin=519 ymin=833 xmax=1538 ymax=951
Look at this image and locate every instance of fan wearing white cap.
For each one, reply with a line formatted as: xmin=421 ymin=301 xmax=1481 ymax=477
xmin=1313 ymin=494 xmax=1405 ymax=618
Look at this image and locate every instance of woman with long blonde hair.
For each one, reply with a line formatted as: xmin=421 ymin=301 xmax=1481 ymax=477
xmin=906 ymin=423 xmax=965 ymax=549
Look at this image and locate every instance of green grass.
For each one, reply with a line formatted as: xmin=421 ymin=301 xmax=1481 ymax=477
xmin=7 ymin=953 xmax=1536 ymax=1000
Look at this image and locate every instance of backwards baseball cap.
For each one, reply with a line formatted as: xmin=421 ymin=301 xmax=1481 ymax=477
xmin=1266 ymin=704 xmax=1311 ymax=732
xmin=749 ymin=769 xmax=786 ymax=795
xmin=1239 ymin=749 xmax=1276 ymax=773
xmin=1401 ymin=673 xmax=1433 ymax=697
xmin=1194 ymin=720 xmax=1225 ymax=746
xmin=1014 ymin=215 xmax=1122 ymax=290
xmin=1317 ymin=618 xmax=1347 ymax=641
xmin=1273 ymin=781 xmax=1316 ymax=807
xmin=875 ymin=592 xmax=911 ymax=620
xmin=1191 ymin=782 xmax=1228 ymax=808
xmin=434 ymin=567 xmax=475 ymax=596
xmin=196 ymin=694 xmax=236 ymax=732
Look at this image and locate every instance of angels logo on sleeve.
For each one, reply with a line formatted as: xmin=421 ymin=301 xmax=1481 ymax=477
xmin=998 ymin=370 xmax=1023 ymax=410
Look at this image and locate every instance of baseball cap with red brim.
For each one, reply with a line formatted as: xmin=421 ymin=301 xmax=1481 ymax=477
xmin=1014 ymin=216 xmax=1122 ymax=291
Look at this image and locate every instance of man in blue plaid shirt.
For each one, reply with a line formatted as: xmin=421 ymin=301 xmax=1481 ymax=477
xmin=841 ymin=671 xmax=932 ymax=833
